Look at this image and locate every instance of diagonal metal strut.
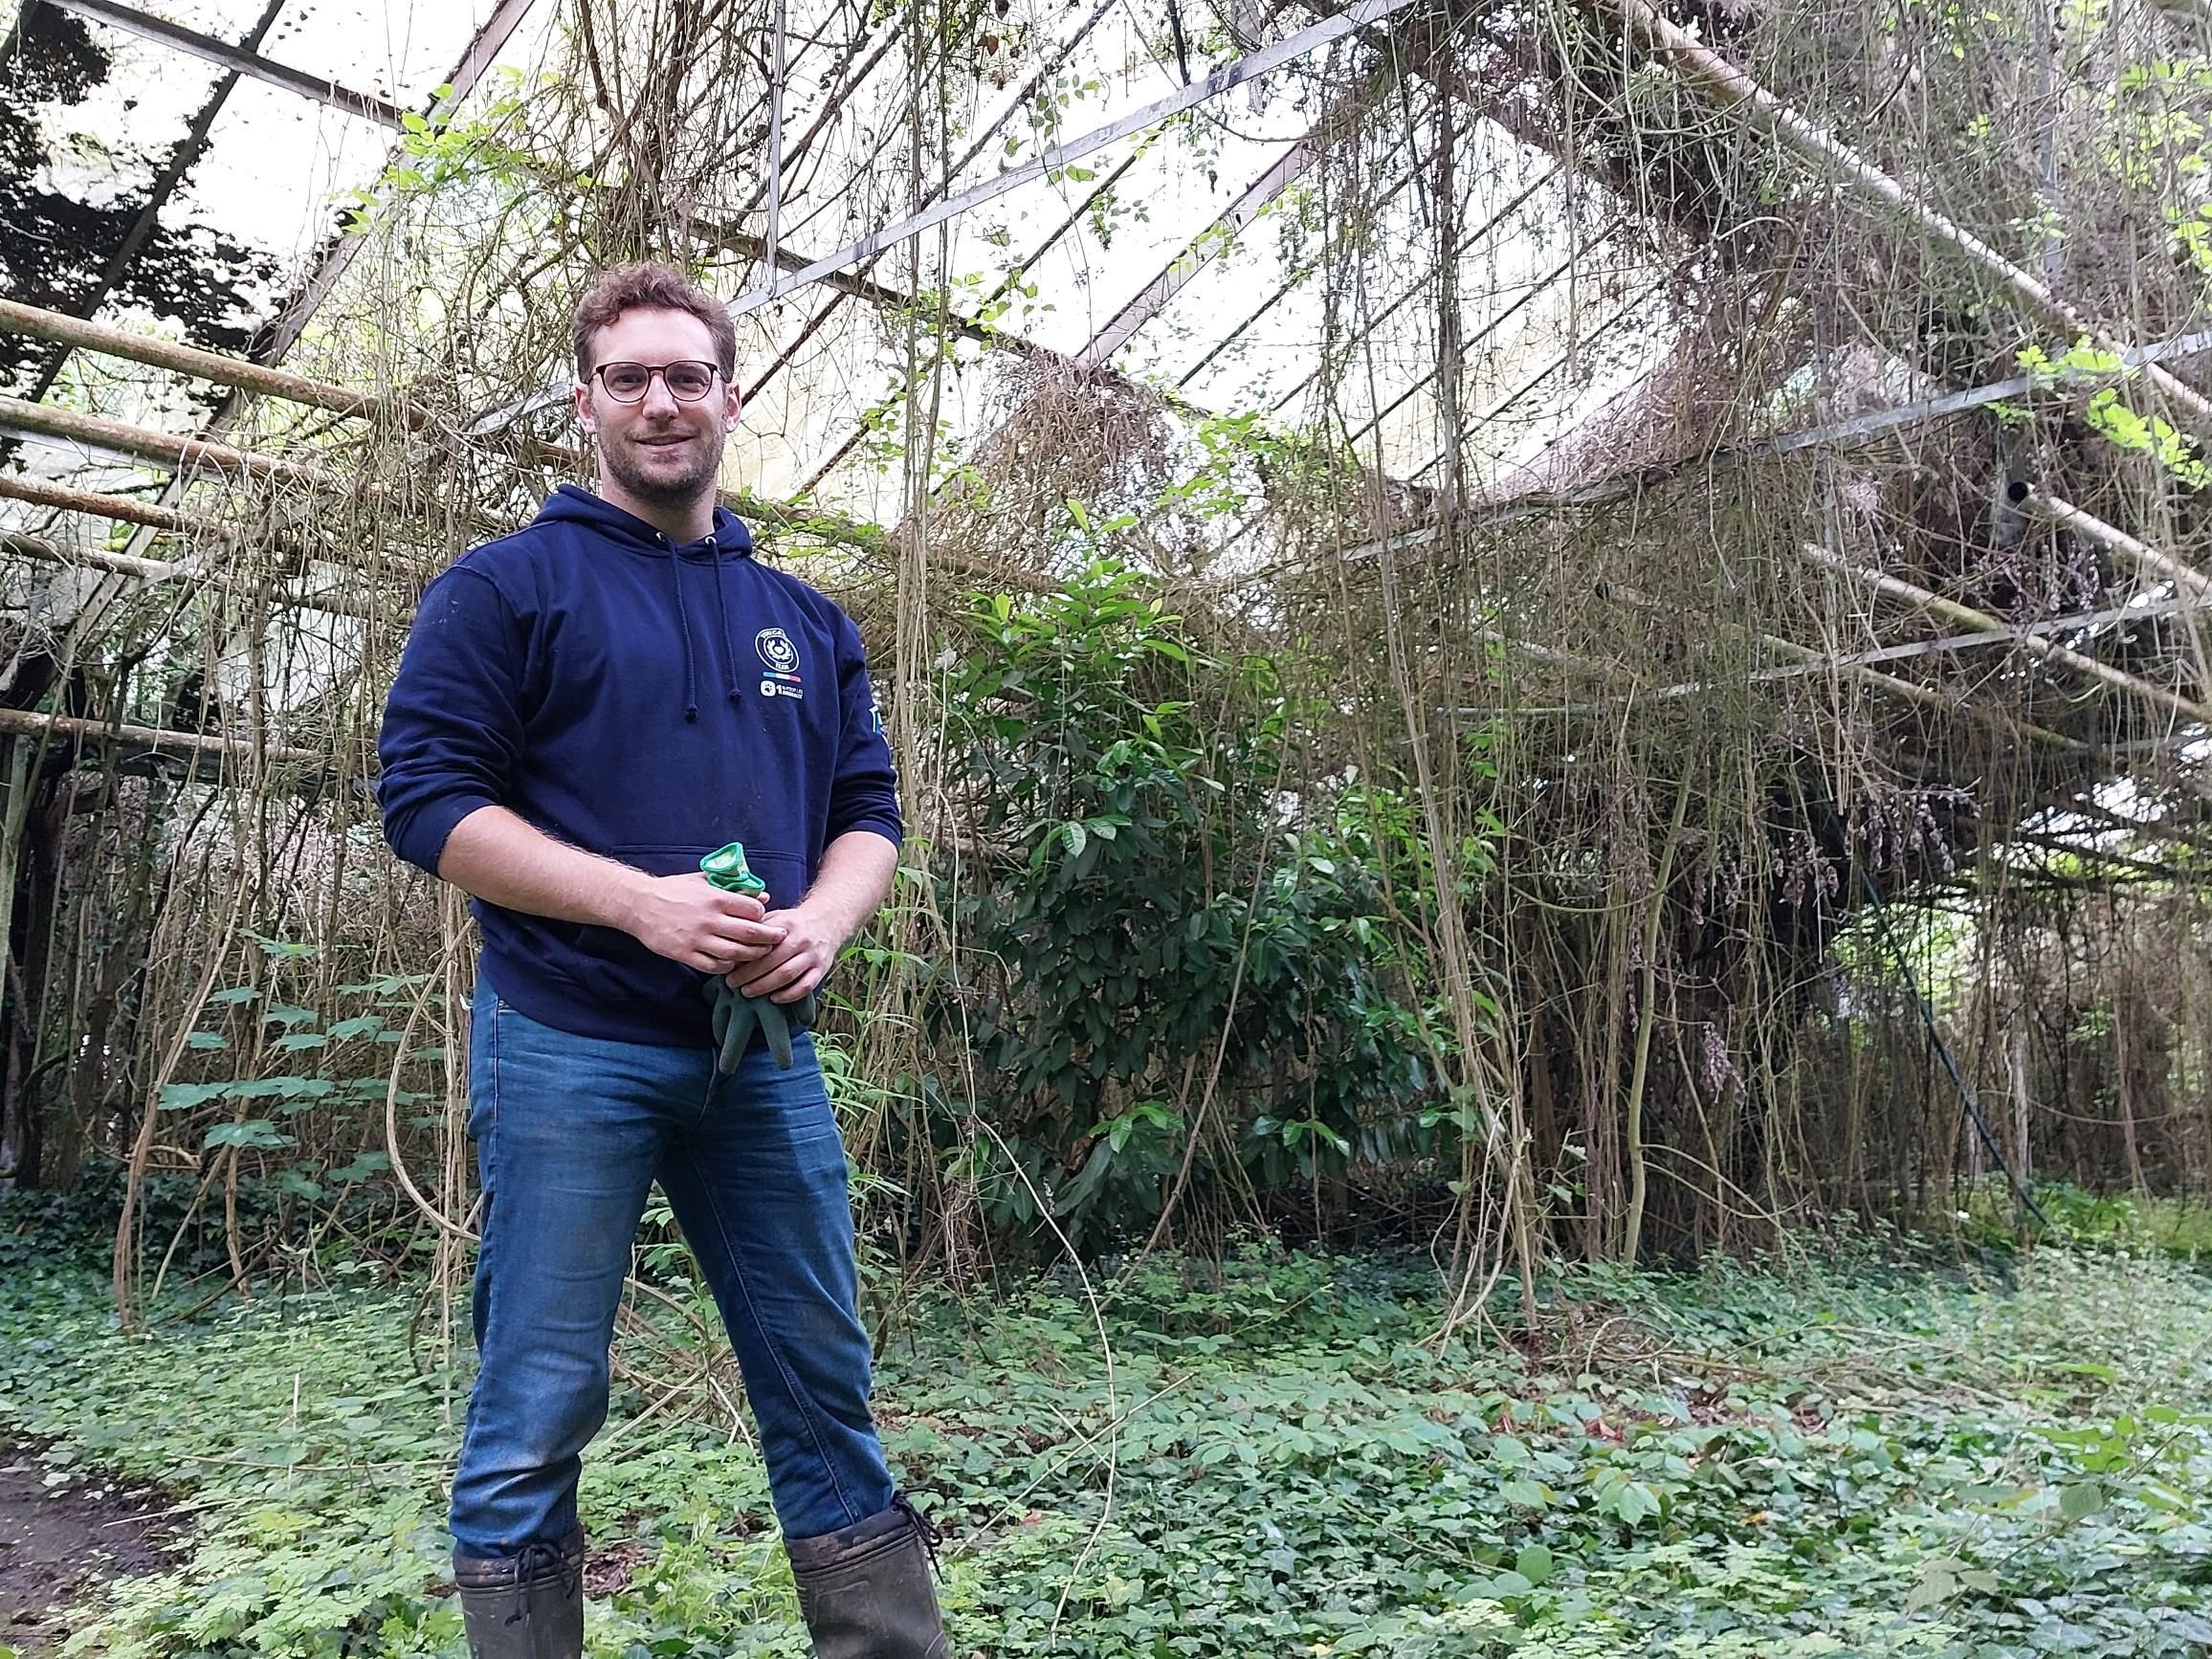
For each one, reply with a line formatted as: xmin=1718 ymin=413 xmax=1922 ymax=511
xmin=38 ymin=0 xmax=407 ymax=126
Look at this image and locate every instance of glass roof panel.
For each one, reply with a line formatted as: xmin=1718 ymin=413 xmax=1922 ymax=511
xmin=129 ymin=0 xmax=272 ymax=36
xmin=256 ymin=0 xmax=499 ymax=100
xmin=1 ymin=0 xmax=523 ymax=411
xmin=4 ymin=0 xmax=1675 ymax=557
xmin=163 ymin=77 xmax=392 ymax=272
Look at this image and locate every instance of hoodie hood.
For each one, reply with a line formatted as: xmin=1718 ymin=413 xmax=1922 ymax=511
xmin=538 ymin=481 xmax=756 ymax=557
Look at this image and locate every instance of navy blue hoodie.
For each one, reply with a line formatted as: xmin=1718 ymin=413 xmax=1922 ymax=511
xmin=377 ymin=484 xmax=902 ymax=1048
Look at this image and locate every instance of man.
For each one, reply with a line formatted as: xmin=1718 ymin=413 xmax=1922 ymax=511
xmin=378 ymin=263 xmax=946 ymax=1659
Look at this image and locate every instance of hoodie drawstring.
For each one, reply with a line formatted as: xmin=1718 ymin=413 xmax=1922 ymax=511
xmin=668 ymin=546 xmax=700 ymax=722
xmin=711 ymin=551 xmax=743 ymax=705
xmin=666 ymin=530 xmax=750 ymax=720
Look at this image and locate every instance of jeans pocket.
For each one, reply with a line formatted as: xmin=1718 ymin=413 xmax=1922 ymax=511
xmin=466 ymin=990 xmax=504 ymax=1191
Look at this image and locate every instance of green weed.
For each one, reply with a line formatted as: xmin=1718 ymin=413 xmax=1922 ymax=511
xmin=4 ymin=1237 xmax=2212 ymax=1655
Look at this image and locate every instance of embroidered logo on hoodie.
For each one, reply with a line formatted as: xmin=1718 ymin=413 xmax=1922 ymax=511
xmin=757 ymin=626 xmax=804 ymax=698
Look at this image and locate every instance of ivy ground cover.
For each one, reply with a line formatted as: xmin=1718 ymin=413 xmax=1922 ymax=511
xmin=3 ymin=1235 xmax=2209 ymax=1657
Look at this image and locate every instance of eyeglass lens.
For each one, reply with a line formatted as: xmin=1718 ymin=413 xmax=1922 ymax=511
xmin=597 ymin=362 xmax=718 ymax=402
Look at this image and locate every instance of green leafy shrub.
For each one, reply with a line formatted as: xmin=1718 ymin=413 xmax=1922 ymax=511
xmin=921 ymin=559 xmax=1447 ymax=1245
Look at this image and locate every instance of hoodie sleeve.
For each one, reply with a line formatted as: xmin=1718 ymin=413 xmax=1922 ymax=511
xmin=824 ymin=608 xmax=903 ymax=850
xmin=377 ymin=564 xmax=532 ymax=877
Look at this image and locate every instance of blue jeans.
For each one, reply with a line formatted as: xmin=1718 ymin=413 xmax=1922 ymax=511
xmin=451 ymin=983 xmax=896 ymax=1559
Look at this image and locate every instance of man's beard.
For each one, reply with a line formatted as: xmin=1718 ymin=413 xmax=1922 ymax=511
xmin=602 ymin=431 xmax=720 ymax=507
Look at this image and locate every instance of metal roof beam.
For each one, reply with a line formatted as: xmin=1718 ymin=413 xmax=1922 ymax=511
xmin=1587 ymin=0 xmax=2212 ymax=428
xmin=1175 ymin=163 xmax=1424 ymax=392
xmin=1330 ymin=228 xmax=1625 ymax=454
xmin=781 ymin=9 xmax=1449 ymax=498
xmin=38 ymin=0 xmax=407 ymax=127
xmin=1077 ymin=133 xmax=1333 ymax=372
xmin=244 ymin=0 xmax=550 ymax=368
xmin=699 ymin=0 xmax=1124 ymax=420
xmin=1450 ymin=323 xmax=2212 ymax=535
xmin=779 ymin=143 xmax=1170 ymax=497
xmin=1077 ymin=8 xmax=1486 ymax=375
xmin=725 ymin=0 xmax=1427 ymax=321
xmin=1261 ymin=165 xmax=1566 ymax=419
xmin=1400 ymin=288 xmax=1655 ymax=480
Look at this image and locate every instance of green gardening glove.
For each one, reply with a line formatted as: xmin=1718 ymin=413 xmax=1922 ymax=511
xmin=698 ymin=841 xmax=818 ymax=1073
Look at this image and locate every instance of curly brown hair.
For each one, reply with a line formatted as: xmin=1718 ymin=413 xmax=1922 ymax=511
xmin=571 ymin=263 xmax=737 ymax=379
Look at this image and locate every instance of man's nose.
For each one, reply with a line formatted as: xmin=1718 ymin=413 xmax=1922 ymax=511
xmin=638 ymin=371 xmax=682 ymax=418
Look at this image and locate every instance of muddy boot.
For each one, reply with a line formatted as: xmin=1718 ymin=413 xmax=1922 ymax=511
xmin=453 ymin=1530 xmax=585 ymax=1659
xmin=786 ymin=1495 xmax=948 ymax=1659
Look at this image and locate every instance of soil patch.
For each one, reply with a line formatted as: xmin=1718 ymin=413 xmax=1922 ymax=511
xmin=0 ymin=1445 xmax=175 ymax=1653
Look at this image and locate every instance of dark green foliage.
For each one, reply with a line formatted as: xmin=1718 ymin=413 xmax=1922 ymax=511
xmin=0 ymin=1164 xmax=137 ymax=1271
xmin=1958 ymin=1176 xmax=2212 ymax=1260
xmin=923 ymin=560 xmax=1445 ymax=1243
xmin=1 ymin=1162 xmax=297 ymax=1276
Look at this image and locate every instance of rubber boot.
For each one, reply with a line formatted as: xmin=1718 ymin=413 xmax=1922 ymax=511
xmin=453 ymin=1530 xmax=585 ymax=1659
xmin=786 ymin=1495 xmax=949 ymax=1659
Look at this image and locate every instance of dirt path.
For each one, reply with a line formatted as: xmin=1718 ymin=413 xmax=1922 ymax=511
xmin=0 ymin=1446 xmax=173 ymax=1653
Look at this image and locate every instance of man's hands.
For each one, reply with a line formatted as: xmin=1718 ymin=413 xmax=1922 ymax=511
xmin=437 ymin=809 xmax=895 ymax=1005
xmin=620 ymin=873 xmax=785 ymax=976
xmin=719 ymin=830 xmax=898 ymax=1006
xmin=724 ymin=900 xmax=848 ymax=1005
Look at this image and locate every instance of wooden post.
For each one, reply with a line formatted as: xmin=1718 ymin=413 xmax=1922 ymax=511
xmin=0 ymin=473 xmax=237 ymax=542
xmin=2026 ymin=491 xmax=2212 ymax=597
xmin=0 ymin=297 xmax=425 ymax=429
xmin=0 ymin=738 xmax=33 ymax=1188
xmin=2028 ymin=488 xmax=2212 ymax=698
xmin=1603 ymin=579 xmax=2079 ymax=749
xmin=0 ymin=392 xmax=343 ymax=486
xmin=0 ymin=706 xmax=326 ymax=768
xmin=1622 ymin=767 xmax=1693 ymax=1267
xmin=0 ymin=526 xmax=387 ymax=624
xmin=2113 ymin=989 xmax=2150 ymax=1196
xmin=3 ymin=528 xmax=176 ymax=583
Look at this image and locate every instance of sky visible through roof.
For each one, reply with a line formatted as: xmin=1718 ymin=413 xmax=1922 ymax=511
xmin=4 ymin=0 xmax=543 ymax=467
xmin=1 ymin=0 xmax=1672 ymax=536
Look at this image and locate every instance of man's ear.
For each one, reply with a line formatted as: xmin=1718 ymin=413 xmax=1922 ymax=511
xmin=573 ymin=378 xmax=597 ymax=432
